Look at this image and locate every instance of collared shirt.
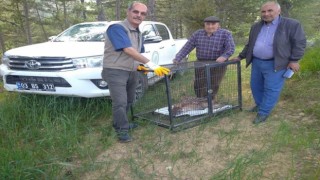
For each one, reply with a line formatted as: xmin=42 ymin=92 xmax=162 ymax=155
xmin=175 ymin=28 xmax=235 ymax=62
xmin=253 ymin=16 xmax=280 ymax=59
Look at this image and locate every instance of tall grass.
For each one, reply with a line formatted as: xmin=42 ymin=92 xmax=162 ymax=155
xmin=0 ymin=93 xmax=112 ymax=179
xmin=0 ymin=45 xmax=320 ymax=179
xmin=299 ymin=44 xmax=320 ymax=74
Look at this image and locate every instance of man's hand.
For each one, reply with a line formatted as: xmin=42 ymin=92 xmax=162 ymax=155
xmin=173 ymin=59 xmax=179 ymax=64
xmin=146 ymin=61 xmax=170 ymax=76
xmin=137 ymin=65 xmax=149 ymax=74
xmin=288 ymin=62 xmax=300 ymax=72
xmin=216 ymin=56 xmax=227 ymax=63
xmin=230 ymin=56 xmax=241 ymax=61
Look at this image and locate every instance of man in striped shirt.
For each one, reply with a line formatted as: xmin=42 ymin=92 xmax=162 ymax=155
xmin=173 ymin=16 xmax=235 ymax=102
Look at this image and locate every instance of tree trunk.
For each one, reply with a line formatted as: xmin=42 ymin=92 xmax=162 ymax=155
xmin=0 ymin=30 xmax=5 ymax=55
xmin=279 ymin=0 xmax=292 ymax=17
xmin=35 ymin=3 xmax=48 ymax=41
xmin=147 ymin=0 xmax=156 ymax=21
xmin=80 ymin=0 xmax=87 ymax=20
xmin=62 ymin=0 xmax=68 ymax=28
xmin=23 ymin=0 xmax=32 ymax=44
xmin=54 ymin=0 xmax=64 ymax=31
xmin=115 ymin=0 xmax=121 ymax=20
xmin=96 ymin=0 xmax=106 ymax=21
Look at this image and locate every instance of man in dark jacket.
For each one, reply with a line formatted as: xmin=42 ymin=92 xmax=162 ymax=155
xmin=231 ymin=1 xmax=306 ymax=124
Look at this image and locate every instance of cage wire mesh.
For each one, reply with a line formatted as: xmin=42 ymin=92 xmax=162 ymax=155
xmin=133 ymin=60 xmax=242 ymax=130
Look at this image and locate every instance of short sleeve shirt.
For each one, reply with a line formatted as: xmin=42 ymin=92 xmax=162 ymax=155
xmin=107 ymin=24 xmax=132 ymax=51
xmin=107 ymin=24 xmax=145 ymax=53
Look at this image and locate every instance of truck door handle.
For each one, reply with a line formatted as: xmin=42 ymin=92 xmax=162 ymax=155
xmin=159 ymin=46 xmax=164 ymax=49
xmin=145 ymin=51 xmax=150 ymax=53
xmin=172 ymin=44 xmax=176 ymax=46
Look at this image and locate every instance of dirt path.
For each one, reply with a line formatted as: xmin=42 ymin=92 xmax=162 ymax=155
xmin=80 ymin=99 xmax=309 ymax=179
xmin=68 ymin=74 xmax=320 ymax=179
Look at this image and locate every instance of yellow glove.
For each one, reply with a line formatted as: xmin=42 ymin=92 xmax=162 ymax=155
xmin=146 ymin=61 xmax=170 ymax=77
xmin=154 ymin=66 xmax=170 ymax=76
xmin=137 ymin=65 xmax=149 ymax=74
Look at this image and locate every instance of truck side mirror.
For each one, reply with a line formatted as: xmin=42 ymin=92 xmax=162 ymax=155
xmin=144 ymin=35 xmax=162 ymax=44
xmin=48 ymin=36 xmax=57 ymax=41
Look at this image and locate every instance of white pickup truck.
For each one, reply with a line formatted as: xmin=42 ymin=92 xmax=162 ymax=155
xmin=0 ymin=21 xmax=187 ymax=98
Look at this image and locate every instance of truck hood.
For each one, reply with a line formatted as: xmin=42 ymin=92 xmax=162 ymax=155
xmin=5 ymin=42 xmax=104 ymax=58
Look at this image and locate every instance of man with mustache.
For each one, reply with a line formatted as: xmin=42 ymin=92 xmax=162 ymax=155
xmin=173 ymin=16 xmax=235 ymax=103
xmin=102 ymin=1 xmax=170 ymax=142
xmin=231 ymin=1 xmax=306 ymax=124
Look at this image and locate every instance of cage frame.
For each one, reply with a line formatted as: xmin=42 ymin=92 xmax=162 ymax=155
xmin=132 ymin=60 xmax=242 ymax=131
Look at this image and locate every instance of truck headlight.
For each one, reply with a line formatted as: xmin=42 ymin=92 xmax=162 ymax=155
xmin=1 ymin=55 xmax=9 ymax=65
xmin=72 ymin=55 xmax=103 ymax=69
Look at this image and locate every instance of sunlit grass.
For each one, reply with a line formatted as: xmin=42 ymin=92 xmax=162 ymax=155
xmin=0 ymin=93 xmax=113 ymax=178
xmin=0 ymin=46 xmax=319 ymax=179
xmin=300 ymin=45 xmax=320 ymax=74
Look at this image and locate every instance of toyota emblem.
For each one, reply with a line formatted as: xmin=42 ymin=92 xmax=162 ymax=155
xmin=25 ymin=60 xmax=41 ymax=70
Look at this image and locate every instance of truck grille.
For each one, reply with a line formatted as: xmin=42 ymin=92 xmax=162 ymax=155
xmin=8 ymin=56 xmax=76 ymax=71
xmin=6 ymin=75 xmax=71 ymax=87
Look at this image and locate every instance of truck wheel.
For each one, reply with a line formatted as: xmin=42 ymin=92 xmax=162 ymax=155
xmin=135 ymin=72 xmax=148 ymax=101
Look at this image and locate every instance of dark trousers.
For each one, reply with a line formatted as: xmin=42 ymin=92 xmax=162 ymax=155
xmin=194 ymin=65 xmax=227 ymax=101
xmin=101 ymin=68 xmax=138 ymax=131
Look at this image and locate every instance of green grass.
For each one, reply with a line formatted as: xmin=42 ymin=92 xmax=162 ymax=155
xmin=0 ymin=45 xmax=320 ymax=179
xmin=299 ymin=46 xmax=320 ymax=74
xmin=0 ymin=92 xmax=113 ymax=179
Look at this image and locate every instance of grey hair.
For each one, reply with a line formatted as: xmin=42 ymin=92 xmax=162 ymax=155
xmin=128 ymin=1 xmax=143 ymax=10
xmin=263 ymin=1 xmax=281 ymax=10
xmin=275 ymin=1 xmax=281 ymax=10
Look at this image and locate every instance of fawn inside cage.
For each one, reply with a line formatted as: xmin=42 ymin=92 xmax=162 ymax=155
xmin=133 ymin=61 xmax=242 ymax=129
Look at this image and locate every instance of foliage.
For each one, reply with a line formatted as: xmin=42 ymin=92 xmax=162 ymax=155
xmin=286 ymin=0 xmax=320 ymax=38
xmin=175 ymin=0 xmax=259 ymax=39
xmin=299 ymin=43 xmax=320 ymax=74
xmin=149 ymin=0 xmax=186 ymax=39
xmin=0 ymin=0 xmax=319 ymax=57
xmin=178 ymin=0 xmax=217 ymax=36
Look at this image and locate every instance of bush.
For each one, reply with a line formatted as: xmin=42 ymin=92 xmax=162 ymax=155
xmin=299 ymin=45 xmax=320 ymax=74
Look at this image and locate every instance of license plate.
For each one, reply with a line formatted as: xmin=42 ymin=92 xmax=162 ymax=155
xmin=16 ymin=82 xmax=56 ymax=91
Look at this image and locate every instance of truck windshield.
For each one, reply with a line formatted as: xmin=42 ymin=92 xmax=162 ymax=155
xmin=53 ymin=23 xmax=108 ymax=42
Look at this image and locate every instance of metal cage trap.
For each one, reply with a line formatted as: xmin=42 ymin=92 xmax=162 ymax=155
xmin=132 ymin=60 xmax=242 ymax=130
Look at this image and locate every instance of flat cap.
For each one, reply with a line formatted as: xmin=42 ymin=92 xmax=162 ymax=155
xmin=204 ymin=16 xmax=220 ymax=22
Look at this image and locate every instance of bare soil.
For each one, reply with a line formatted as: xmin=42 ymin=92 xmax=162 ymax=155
xmin=80 ymin=97 xmax=311 ymax=179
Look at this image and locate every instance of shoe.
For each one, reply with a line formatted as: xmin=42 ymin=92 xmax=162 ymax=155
xmin=129 ymin=123 xmax=138 ymax=130
xmin=248 ymin=105 xmax=259 ymax=112
xmin=117 ymin=131 xmax=132 ymax=143
xmin=253 ymin=114 xmax=269 ymax=124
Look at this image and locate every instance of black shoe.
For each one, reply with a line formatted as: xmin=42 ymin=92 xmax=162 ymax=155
xmin=117 ymin=131 xmax=132 ymax=143
xmin=253 ymin=114 xmax=268 ymax=124
xmin=129 ymin=123 xmax=138 ymax=130
xmin=248 ymin=105 xmax=259 ymax=112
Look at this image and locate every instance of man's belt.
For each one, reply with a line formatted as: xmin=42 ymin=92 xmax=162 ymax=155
xmin=253 ymin=56 xmax=274 ymax=61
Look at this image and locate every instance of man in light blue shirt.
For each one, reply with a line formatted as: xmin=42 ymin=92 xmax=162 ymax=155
xmin=253 ymin=16 xmax=279 ymax=59
xmin=231 ymin=1 xmax=306 ymax=124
